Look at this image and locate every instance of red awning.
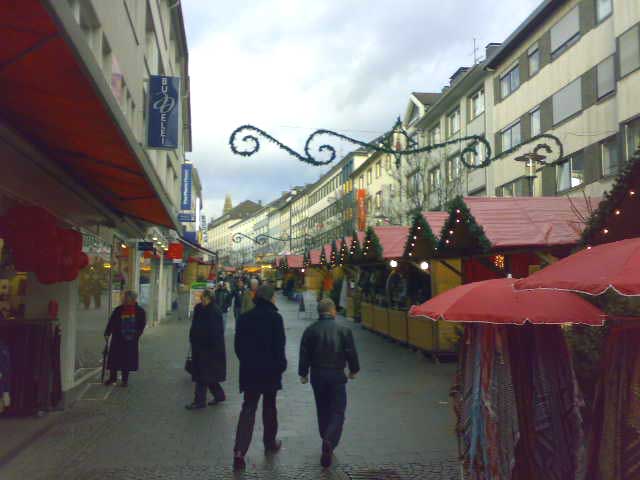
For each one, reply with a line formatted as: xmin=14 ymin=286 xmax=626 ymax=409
xmin=461 ymin=197 xmax=596 ymax=250
xmin=0 ymin=0 xmax=178 ymax=229
xmin=373 ymin=226 xmax=410 ymax=259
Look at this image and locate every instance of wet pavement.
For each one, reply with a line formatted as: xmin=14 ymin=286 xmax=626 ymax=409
xmin=1 ymin=295 xmax=459 ymax=479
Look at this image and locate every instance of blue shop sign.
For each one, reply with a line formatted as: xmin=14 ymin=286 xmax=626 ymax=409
xmin=180 ymin=163 xmax=193 ymax=210
xmin=178 ymin=212 xmax=196 ymax=222
xmin=147 ymin=75 xmax=180 ymax=149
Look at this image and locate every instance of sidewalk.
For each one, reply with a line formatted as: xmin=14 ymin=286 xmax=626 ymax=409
xmin=1 ymin=295 xmax=460 ymax=480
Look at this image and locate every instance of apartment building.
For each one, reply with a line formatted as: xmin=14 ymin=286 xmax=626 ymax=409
xmin=66 ymin=0 xmax=192 ymax=214
xmin=486 ymin=0 xmax=640 ymax=199
xmin=351 ymin=150 xmax=395 ymax=227
xmin=206 ymin=200 xmax=261 ymax=263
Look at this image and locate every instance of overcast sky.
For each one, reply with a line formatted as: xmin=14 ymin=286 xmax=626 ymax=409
xmin=182 ymin=0 xmax=540 ymax=221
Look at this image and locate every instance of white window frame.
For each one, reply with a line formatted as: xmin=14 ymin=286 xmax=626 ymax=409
xmin=528 ymin=43 xmax=540 ymax=76
xmin=428 ymin=168 xmax=441 ymax=190
xmin=601 ymin=137 xmax=619 ymax=177
xmin=596 ymin=0 xmax=613 ymax=23
xmin=556 ymin=156 xmax=584 ymax=192
xmin=448 ymin=109 xmax=460 ymax=136
xmin=501 ymin=121 xmax=522 ymax=151
xmin=500 ymin=64 xmax=520 ymax=99
xmin=530 ymin=107 xmax=541 ymax=137
xmin=469 ymin=89 xmax=484 ymax=120
xmin=430 ymin=126 xmax=441 ymax=145
xmin=620 ymin=25 xmax=640 ymax=78
xmin=597 ymin=56 xmax=615 ymax=99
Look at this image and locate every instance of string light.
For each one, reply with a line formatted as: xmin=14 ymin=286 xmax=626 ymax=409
xmin=603 ymin=228 xmax=609 ymax=234
xmin=615 ymin=209 xmax=621 ymax=215
xmin=631 ymin=190 xmax=636 ymax=196
xmin=449 ymin=230 xmax=454 ymax=235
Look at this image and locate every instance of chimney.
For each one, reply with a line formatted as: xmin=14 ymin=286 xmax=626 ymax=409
xmin=485 ymin=42 xmax=501 ymax=60
xmin=450 ymin=67 xmax=470 ymax=86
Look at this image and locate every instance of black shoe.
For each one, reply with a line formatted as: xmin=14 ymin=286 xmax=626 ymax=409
xmin=233 ymin=454 xmax=246 ymax=471
xmin=208 ymin=398 xmax=225 ymax=406
xmin=265 ymin=439 xmax=282 ymax=454
xmin=104 ymin=379 xmax=117 ymax=386
xmin=321 ymin=440 xmax=333 ymax=468
xmin=185 ymin=402 xmax=206 ymax=410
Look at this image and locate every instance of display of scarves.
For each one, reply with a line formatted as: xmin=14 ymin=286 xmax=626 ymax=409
xmin=587 ymin=324 xmax=640 ymax=480
xmin=529 ymin=326 xmax=585 ymax=480
xmin=458 ymin=325 xmax=519 ymax=480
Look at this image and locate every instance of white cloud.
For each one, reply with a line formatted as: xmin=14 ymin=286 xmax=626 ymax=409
xmin=182 ymin=0 xmax=541 ymax=220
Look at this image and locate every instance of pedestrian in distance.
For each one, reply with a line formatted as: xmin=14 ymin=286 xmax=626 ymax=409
xmin=214 ymin=281 xmax=232 ymax=331
xmin=103 ymin=290 xmax=147 ymax=388
xmin=185 ymin=289 xmax=226 ymax=410
xmin=232 ymin=278 xmax=246 ymax=329
xmin=299 ymin=298 xmax=360 ymax=468
xmin=232 ymin=284 xmax=287 ymax=471
xmin=240 ymin=277 xmax=259 ymax=315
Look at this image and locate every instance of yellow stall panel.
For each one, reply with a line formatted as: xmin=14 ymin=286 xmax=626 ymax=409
xmin=372 ymin=305 xmax=389 ymax=335
xmin=407 ymin=315 xmax=435 ymax=350
xmin=361 ymin=302 xmax=374 ymax=328
xmin=388 ymin=309 xmax=408 ymax=343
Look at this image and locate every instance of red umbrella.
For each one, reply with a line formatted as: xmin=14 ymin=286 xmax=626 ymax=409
xmin=514 ymin=238 xmax=640 ymax=296
xmin=409 ymin=278 xmax=605 ymax=325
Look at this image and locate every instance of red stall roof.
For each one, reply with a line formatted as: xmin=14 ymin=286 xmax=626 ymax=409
xmin=463 ymin=197 xmax=596 ymax=249
xmin=286 ymin=255 xmax=304 ymax=269
xmin=373 ymin=226 xmax=410 ymax=259
xmin=423 ymin=212 xmax=449 ymax=238
xmin=0 ymin=0 xmax=179 ymax=229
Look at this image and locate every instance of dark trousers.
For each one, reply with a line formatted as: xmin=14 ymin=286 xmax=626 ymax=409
xmin=311 ymin=369 xmax=347 ymax=449
xmin=194 ymin=382 xmax=225 ymax=405
xmin=233 ymin=390 xmax=278 ymax=456
xmin=108 ymin=369 xmax=129 ymax=383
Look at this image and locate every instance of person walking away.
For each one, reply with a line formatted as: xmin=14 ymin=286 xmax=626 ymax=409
xmin=104 ymin=290 xmax=146 ymax=387
xmin=232 ymin=278 xmax=246 ymax=329
xmin=299 ymin=298 xmax=360 ymax=468
xmin=240 ymin=278 xmax=259 ymax=315
xmin=186 ymin=289 xmax=226 ymax=410
xmin=214 ymin=282 xmax=232 ymax=331
xmin=232 ymin=285 xmax=286 ymax=471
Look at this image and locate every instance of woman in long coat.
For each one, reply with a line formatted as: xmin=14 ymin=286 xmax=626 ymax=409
xmin=104 ymin=290 xmax=146 ymax=387
xmin=186 ymin=289 xmax=227 ymax=410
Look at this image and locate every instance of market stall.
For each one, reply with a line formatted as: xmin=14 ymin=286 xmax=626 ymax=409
xmin=513 ymin=148 xmax=640 ymax=480
xmin=410 ymin=277 xmax=605 ymax=480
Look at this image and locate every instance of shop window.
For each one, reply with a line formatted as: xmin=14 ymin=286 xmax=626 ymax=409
xmin=530 ymin=107 xmax=541 ymax=137
xmin=550 ymin=6 xmax=580 ymax=58
xmin=601 ymin=137 xmax=620 ymax=177
xmin=553 ymin=78 xmax=582 ymax=125
xmin=557 ymin=156 xmax=584 ymax=191
xmin=528 ymin=44 xmax=540 ymax=76
xmin=500 ymin=64 xmax=520 ymax=99
xmin=501 ymin=121 xmax=522 ymax=151
xmin=596 ymin=0 xmax=612 ymax=23
xmin=597 ymin=56 xmax=615 ymax=99
xmin=620 ymin=26 xmax=640 ymax=78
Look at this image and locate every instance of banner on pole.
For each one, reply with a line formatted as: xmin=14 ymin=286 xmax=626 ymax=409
xmin=357 ymin=189 xmax=367 ymax=231
xmin=147 ymin=75 xmax=180 ymax=149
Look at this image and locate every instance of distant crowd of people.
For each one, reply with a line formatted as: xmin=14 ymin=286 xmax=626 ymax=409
xmin=102 ymin=274 xmax=360 ymax=471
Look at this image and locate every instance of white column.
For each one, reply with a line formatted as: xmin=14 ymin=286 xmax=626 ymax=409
xmin=128 ymin=244 xmax=140 ymax=296
xmin=157 ymin=252 xmax=164 ymax=323
xmin=25 ymin=274 xmax=78 ymax=392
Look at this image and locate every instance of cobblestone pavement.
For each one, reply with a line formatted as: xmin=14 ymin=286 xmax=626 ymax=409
xmin=2 ymin=296 xmax=460 ymax=480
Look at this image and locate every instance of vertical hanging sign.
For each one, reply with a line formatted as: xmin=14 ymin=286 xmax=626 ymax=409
xmin=181 ymin=163 xmax=193 ymax=211
xmin=147 ymin=75 xmax=181 ymax=149
xmin=357 ymin=189 xmax=366 ymax=231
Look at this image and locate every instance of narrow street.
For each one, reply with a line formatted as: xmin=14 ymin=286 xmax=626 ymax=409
xmin=2 ymin=296 xmax=459 ymax=480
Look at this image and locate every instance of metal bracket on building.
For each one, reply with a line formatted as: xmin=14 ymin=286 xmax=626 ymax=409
xmin=230 ymin=118 xmax=564 ymax=171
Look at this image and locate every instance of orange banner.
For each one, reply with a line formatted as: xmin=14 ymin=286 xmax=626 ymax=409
xmin=357 ymin=189 xmax=366 ymax=231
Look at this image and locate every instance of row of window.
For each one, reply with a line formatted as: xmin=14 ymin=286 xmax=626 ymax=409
xmin=499 ymin=0 xmax=614 ymax=102
xmin=308 ymin=175 xmax=341 ymax=205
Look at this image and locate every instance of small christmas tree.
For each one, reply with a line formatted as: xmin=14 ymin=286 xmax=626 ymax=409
xmin=362 ymin=226 xmax=383 ymax=262
xmin=339 ymin=237 xmax=348 ymax=266
xmin=349 ymin=230 xmax=362 ymax=264
xmin=404 ymin=213 xmax=438 ymax=259
xmin=330 ymin=239 xmax=338 ymax=268
xmin=319 ymin=246 xmax=328 ymax=269
xmin=437 ymin=196 xmax=491 ymax=254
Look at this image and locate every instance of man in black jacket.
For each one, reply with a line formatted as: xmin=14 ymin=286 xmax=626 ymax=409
xmin=299 ymin=298 xmax=360 ymax=468
xmin=232 ymin=285 xmax=286 ymax=471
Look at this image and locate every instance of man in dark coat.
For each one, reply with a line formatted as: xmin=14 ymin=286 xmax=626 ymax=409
xmin=232 ymin=285 xmax=286 ymax=471
xmin=232 ymin=278 xmax=246 ymax=329
xmin=104 ymin=290 xmax=146 ymax=387
xmin=214 ymin=282 xmax=232 ymax=331
xmin=299 ymin=298 xmax=360 ymax=468
xmin=186 ymin=289 xmax=226 ymax=410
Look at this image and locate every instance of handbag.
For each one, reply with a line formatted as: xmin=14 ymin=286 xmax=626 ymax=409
xmin=184 ymin=347 xmax=193 ymax=375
